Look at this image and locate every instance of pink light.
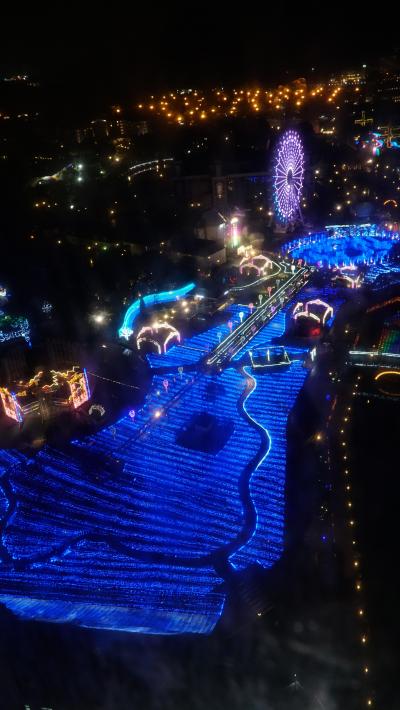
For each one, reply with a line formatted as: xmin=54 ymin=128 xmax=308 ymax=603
xmin=230 ymin=217 xmax=240 ymax=248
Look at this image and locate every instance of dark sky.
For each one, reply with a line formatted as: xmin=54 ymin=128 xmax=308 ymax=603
xmin=2 ymin=5 xmax=399 ymax=99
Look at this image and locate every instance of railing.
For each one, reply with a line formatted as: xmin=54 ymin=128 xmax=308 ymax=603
xmin=206 ymin=268 xmax=310 ymax=367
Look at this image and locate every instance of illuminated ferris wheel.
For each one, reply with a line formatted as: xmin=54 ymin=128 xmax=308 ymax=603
xmin=273 ymin=129 xmax=304 ymax=223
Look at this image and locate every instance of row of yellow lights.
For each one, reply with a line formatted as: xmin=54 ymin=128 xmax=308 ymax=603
xmin=344 ymin=375 xmax=374 ymax=708
xmin=134 ymin=85 xmax=348 ymax=123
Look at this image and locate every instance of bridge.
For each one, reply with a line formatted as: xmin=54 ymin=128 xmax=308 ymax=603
xmin=128 ymin=158 xmax=173 ymax=180
xmin=206 ymin=266 xmax=310 ymax=368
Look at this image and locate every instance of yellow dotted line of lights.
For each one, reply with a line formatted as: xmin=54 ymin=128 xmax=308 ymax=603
xmin=341 ymin=374 xmax=374 ymax=708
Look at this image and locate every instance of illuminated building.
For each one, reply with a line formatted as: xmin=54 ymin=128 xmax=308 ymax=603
xmin=340 ymin=69 xmax=366 ymax=86
xmin=377 ymin=71 xmax=400 ymax=104
xmin=0 ymin=387 xmax=22 ymax=422
xmin=0 ymin=367 xmax=90 ymax=422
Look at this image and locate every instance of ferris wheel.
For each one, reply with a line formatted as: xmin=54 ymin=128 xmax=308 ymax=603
xmin=273 ymin=129 xmax=304 ymax=223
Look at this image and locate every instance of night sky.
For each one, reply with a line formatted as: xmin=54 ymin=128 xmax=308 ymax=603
xmin=2 ymin=6 xmax=400 ymax=99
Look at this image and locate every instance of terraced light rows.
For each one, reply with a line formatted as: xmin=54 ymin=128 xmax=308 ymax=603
xmin=0 ymin=292 xmax=316 ymax=634
xmin=231 ymin=362 xmax=308 ymax=570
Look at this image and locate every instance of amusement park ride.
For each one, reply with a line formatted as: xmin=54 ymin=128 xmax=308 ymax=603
xmin=273 ymin=129 xmax=305 ymax=226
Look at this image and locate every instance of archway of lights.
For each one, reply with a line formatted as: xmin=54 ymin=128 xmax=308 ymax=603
xmin=273 ymin=129 xmax=304 ymax=223
xmin=282 ymin=224 xmax=400 ymax=268
xmin=136 ymin=321 xmax=181 ymax=354
xmin=239 ymin=254 xmax=273 ymax=276
xmin=292 ymin=299 xmax=333 ymax=325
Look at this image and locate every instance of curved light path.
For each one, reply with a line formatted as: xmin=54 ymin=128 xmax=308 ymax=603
xmin=230 ymin=360 xmax=308 ymax=571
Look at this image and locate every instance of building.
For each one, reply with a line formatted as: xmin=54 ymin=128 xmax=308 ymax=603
xmin=377 ymin=72 xmax=400 ymax=104
xmin=195 ymin=209 xmax=226 ymax=242
xmin=330 ymin=68 xmax=366 ymax=87
xmin=0 ymin=367 xmax=91 ymax=423
xmin=173 ymin=238 xmax=226 ymax=268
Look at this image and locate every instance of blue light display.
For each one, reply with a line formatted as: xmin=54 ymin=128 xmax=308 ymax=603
xmin=146 ymin=304 xmax=251 ymax=369
xmin=230 ymin=362 xmax=308 ymax=570
xmin=0 ymin=292 xmax=314 ymax=635
xmin=364 ymin=262 xmax=400 ymax=289
xmin=282 ymin=224 xmax=400 ymax=268
xmin=0 ymin=315 xmax=30 ymax=344
xmin=118 ymin=283 xmax=196 ymax=339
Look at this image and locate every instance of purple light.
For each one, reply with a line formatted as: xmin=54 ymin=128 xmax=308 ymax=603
xmin=273 ymin=130 xmax=304 ymax=223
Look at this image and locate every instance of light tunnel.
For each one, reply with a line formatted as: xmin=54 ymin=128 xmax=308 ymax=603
xmin=118 ymin=283 xmax=196 ymax=340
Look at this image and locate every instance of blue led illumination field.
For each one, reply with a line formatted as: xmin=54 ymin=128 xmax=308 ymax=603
xmin=364 ymin=262 xmax=400 ymax=289
xmin=232 ymin=309 xmax=288 ymax=361
xmin=0 ymin=541 xmax=225 ymax=634
xmin=282 ymin=224 xmax=400 ymax=268
xmin=231 ymin=362 xmax=308 ymax=570
xmin=146 ymin=304 xmax=252 ymax=369
xmin=0 ymin=295 xmax=314 ymax=634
